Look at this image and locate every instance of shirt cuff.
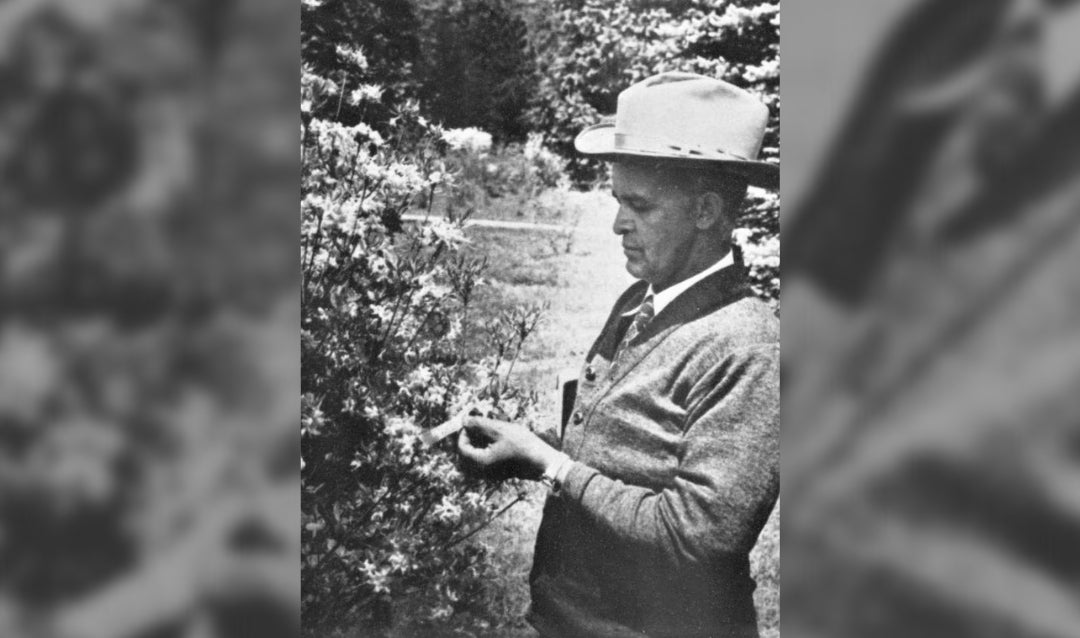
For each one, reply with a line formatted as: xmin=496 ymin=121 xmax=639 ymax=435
xmin=551 ymin=453 xmax=573 ymax=484
xmin=540 ymin=453 xmax=575 ymax=492
xmin=556 ymin=460 xmax=598 ymax=501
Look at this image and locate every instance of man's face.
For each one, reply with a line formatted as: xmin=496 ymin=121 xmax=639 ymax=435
xmin=611 ymin=161 xmax=700 ymax=290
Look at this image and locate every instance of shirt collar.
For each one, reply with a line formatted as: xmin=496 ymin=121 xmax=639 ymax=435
xmin=622 ymin=250 xmax=735 ymax=318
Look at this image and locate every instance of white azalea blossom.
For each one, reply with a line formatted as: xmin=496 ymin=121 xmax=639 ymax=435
xmin=442 ymin=127 xmax=493 ymax=154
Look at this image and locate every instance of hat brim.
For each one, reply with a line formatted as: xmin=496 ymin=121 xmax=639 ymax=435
xmin=574 ymin=123 xmax=779 ymax=190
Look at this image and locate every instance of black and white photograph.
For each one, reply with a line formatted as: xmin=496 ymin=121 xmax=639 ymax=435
xmin=300 ymin=1 xmax=779 ymax=636
xmin=5 ymin=0 xmax=1080 ymax=637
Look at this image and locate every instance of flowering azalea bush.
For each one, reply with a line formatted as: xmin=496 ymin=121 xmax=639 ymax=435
xmin=301 ymin=39 xmax=542 ymax=634
xmin=735 ymin=228 xmax=780 ymax=301
xmin=443 ymin=127 xmax=495 ymax=154
xmin=523 ymin=132 xmax=571 ymax=192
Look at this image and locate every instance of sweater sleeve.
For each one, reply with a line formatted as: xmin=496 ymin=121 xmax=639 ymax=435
xmin=559 ymin=343 xmax=780 ymax=565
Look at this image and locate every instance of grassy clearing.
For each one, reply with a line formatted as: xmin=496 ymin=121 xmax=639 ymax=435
xmin=432 ymin=184 xmax=588 ymax=228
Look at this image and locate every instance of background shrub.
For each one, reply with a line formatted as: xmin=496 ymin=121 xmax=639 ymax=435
xmin=415 ymin=0 xmax=538 ymax=142
xmin=439 ymin=129 xmax=570 ymax=220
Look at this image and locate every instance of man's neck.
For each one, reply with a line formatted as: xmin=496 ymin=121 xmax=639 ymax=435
xmin=635 ymin=250 xmax=734 ymax=318
xmin=653 ymin=244 xmax=733 ymax=293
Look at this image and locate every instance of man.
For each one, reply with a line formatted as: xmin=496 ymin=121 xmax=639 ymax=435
xmin=458 ymin=72 xmax=779 ymax=638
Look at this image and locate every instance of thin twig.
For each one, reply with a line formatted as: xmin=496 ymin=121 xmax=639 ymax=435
xmin=503 ymin=339 xmax=524 ymax=387
xmin=335 ymin=70 xmax=348 ymax=121
xmin=402 ymin=304 xmax=439 ymax=356
xmin=445 ymin=494 xmax=526 ymax=548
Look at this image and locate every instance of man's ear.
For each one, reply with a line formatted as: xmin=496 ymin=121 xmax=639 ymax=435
xmin=693 ymin=191 xmax=727 ymax=231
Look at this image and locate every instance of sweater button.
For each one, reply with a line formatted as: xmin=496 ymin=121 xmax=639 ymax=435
xmin=584 ymin=366 xmax=596 ymax=381
xmin=571 ymin=411 xmax=584 ymax=425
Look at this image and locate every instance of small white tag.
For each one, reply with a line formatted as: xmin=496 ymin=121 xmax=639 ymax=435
xmin=419 ymin=409 xmax=469 ymax=447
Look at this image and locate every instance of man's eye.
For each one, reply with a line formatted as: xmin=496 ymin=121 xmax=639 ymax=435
xmin=614 ymin=196 xmax=649 ymax=214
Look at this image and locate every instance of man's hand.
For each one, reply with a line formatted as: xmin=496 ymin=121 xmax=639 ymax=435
xmin=457 ymin=417 xmax=562 ymax=481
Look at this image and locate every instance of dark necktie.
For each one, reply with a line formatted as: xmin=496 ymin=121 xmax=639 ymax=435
xmin=616 ymin=294 xmax=654 ymax=361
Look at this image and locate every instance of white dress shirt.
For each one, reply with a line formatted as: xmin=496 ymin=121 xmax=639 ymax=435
xmin=622 ymin=250 xmax=735 ymax=319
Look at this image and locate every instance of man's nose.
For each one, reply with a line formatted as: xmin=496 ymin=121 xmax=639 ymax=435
xmin=612 ymin=204 xmax=633 ymax=235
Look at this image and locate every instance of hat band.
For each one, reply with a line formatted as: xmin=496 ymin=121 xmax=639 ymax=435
xmin=613 ymin=132 xmax=752 ymax=162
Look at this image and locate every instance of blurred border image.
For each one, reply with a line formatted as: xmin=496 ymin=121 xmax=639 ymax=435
xmin=301 ymin=1 xmax=778 ymax=636
xmin=783 ymin=0 xmax=1080 ymax=636
xmin=0 ymin=1 xmax=299 ymax=637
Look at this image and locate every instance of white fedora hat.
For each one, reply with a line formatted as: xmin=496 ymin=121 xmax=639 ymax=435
xmin=574 ymin=72 xmax=778 ymax=189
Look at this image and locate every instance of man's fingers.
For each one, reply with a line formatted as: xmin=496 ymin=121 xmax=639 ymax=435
xmin=462 ymin=416 xmax=503 ymax=434
xmin=457 ymin=427 xmax=494 ymax=464
xmin=457 ymin=426 xmax=474 ymax=455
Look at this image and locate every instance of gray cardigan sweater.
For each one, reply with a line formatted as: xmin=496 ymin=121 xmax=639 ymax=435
xmin=529 ymin=264 xmax=779 ymax=638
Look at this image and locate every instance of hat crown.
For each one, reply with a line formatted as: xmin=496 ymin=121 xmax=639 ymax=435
xmin=573 ymin=71 xmax=778 ymax=188
xmin=614 ymin=72 xmax=769 ymax=161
